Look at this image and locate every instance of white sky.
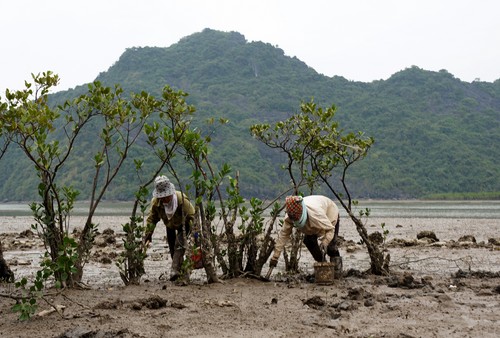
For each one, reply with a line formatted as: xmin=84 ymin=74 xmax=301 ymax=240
xmin=1 ymin=0 xmax=499 ymax=94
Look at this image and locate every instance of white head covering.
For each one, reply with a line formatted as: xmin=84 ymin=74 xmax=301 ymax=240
xmin=153 ymin=175 xmax=175 ymax=198
xmin=163 ymin=193 xmax=178 ymax=220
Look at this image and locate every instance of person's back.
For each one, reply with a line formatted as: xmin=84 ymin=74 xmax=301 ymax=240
xmin=268 ymin=195 xmax=342 ymax=276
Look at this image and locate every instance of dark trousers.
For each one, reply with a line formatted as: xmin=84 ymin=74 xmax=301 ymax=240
xmin=166 ymin=222 xmax=191 ymax=259
xmin=166 ymin=222 xmax=192 ymax=277
xmin=303 ymin=217 xmax=340 ymax=262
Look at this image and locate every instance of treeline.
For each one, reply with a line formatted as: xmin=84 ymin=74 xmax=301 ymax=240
xmin=422 ymin=192 xmax=500 ymax=200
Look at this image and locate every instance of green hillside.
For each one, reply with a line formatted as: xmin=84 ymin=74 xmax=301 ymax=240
xmin=1 ymin=28 xmax=499 ymax=201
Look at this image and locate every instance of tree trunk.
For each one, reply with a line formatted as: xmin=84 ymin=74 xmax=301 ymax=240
xmin=120 ymin=200 xmax=145 ymax=285
xmin=0 ymin=238 xmax=14 ymax=282
xmin=200 ymin=218 xmax=219 ymax=283
xmin=349 ymin=212 xmax=390 ymax=275
xmin=73 ymin=219 xmax=96 ymax=285
xmin=254 ymin=219 xmax=277 ymax=276
xmin=196 ymin=205 xmax=219 ymax=283
xmin=243 ymin=236 xmax=258 ymax=273
xmin=225 ymin=222 xmax=239 ymax=277
xmin=285 ymin=230 xmax=303 ymax=272
xmin=42 ymin=186 xmax=65 ymax=283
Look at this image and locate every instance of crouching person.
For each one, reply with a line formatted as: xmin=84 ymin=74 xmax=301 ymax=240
xmin=144 ymin=175 xmax=195 ymax=282
xmin=268 ymin=195 xmax=342 ymax=277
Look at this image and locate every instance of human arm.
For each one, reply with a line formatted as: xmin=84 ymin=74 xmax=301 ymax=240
xmin=319 ymin=242 xmax=328 ymax=255
xmin=143 ymin=199 xmax=160 ymax=243
xmin=270 ymin=219 xmax=294 ymax=263
xmin=143 ymin=223 xmax=156 ymax=244
xmin=180 ymin=192 xmax=196 ymax=229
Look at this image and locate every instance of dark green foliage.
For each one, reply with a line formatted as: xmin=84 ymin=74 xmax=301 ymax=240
xmin=1 ymin=29 xmax=499 ymax=200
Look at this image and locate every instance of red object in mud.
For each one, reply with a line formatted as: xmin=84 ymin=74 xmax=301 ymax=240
xmin=191 ymin=247 xmax=203 ymax=269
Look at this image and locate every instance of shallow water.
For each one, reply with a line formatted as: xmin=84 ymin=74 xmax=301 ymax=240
xmin=2 ymin=200 xmax=500 ymax=218
xmin=352 ymin=200 xmax=500 ymax=219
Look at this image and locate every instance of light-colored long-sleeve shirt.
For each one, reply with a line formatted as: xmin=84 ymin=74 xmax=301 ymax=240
xmin=272 ymin=195 xmax=339 ymax=260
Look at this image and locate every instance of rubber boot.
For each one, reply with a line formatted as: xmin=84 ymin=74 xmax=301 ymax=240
xmin=331 ymin=256 xmax=343 ymax=279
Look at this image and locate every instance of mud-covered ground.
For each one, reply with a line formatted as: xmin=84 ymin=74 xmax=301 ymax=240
xmin=1 ymin=215 xmax=499 ymax=338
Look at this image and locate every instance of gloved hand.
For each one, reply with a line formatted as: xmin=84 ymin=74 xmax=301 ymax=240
xmin=269 ymin=257 xmax=278 ymax=268
xmin=143 ymin=234 xmax=152 ymax=246
xmin=319 ymin=242 xmax=328 ymax=258
xmin=143 ymin=228 xmax=154 ymax=244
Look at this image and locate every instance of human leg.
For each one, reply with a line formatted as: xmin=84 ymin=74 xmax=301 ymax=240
xmin=166 ymin=227 xmax=176 ymax=259
xmin=326 ymin=238 xmax=340 ymax=258
xmin=170 ymin=222 xmax=191 ymax=281
xmin=303 ymin=234 xmax=324 ymax=262
xmin=327 ymin=217 xmax=342 ymax=276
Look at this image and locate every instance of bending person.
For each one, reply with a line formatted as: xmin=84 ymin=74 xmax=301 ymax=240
xmin=269 ymin=195 xmax=342 ymax=275
xmin=144 ymin=175 xmax=195 ymax=282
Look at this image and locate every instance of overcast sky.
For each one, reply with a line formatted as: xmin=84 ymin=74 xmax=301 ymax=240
xmin=1 ymin=0 xmax=499 ymax=94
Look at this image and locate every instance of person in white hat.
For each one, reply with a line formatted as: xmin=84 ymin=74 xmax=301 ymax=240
xmin=268 ymin=195 xmax=342 ymax=276
xmin=144 ymin=175 xmax=195 ymax=282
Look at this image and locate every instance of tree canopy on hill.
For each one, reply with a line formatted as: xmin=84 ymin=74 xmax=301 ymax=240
xmin=1 ymin=28 xmax=499 ymax=201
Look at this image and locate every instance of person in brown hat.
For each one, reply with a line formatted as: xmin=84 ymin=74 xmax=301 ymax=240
xmin=268 ymin=195 xmax=342 ymax=275
xmin=144 ymin=175 xmax=195 ymax=282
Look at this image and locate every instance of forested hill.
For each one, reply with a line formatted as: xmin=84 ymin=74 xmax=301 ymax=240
xmin=2 ymin=28 xmax=500 ymax=201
